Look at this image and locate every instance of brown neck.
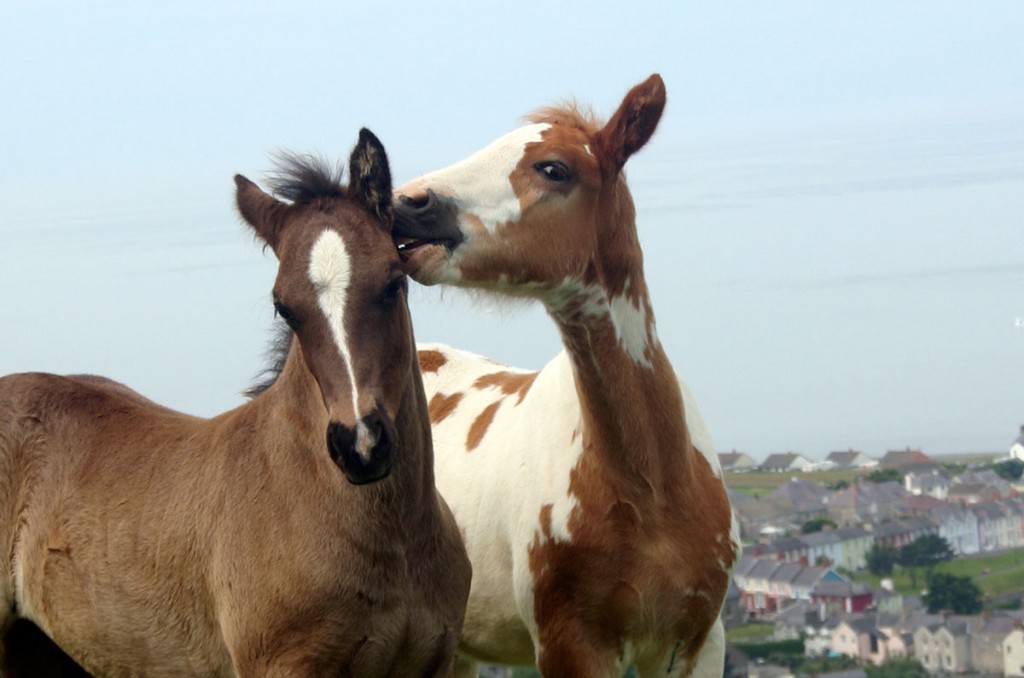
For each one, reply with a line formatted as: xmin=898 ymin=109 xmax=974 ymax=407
xmin=543 ymin=223 xmax=695 ymax=500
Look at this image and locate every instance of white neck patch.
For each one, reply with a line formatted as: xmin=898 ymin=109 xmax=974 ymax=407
xmin=416 ymin=123 xmax=548 ymax=232
xmin=608 ymin=278 xmax=657 ymax=369
xmin=308 ymin=230 xmax=369 ymax=449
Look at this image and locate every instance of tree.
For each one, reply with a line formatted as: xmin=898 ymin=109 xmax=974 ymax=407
xmin=898 ymin=534 xmax=955 ymax=589
xmin=940 ymin=461 xmax=966 ymax=476
xmin=865 ymin=468 xmax=902 ymax=483
xmin=801 ymin=517 xmax=837 ymax=534
xmin=866 ymin=543 xmax=899 ymax=576
xmin=992 ymin=458 xmax=1024 ymax=481
xmin=924 ymin=573 xmax=983 ymax=614
xmin=865 ymin=658 xmax=928 ymax=677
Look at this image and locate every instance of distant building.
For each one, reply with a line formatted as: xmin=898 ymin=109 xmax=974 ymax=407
xmin=825 ymin=450 xmax=877 ymax=470
xmin=832 ymin=613 xmax=909 ymax=667
xmin=872 ymin=517 xmax=938 ymax=550
xmin=954 ymin=469 xmax=1012 ymax=499
xmin=1011 ymin=425 xmax=1024 ymax=462
xmin=904 ymin=470 xmax=950 ymax=500
xmin=767 ymin=479 xmax=830 ymax=520
xmin=719 ymin=450 xmax=758 ymax=472
xmin=826 ymin=481 xmax=908 ymax=526
xmin=811 ymin=580 xmax=873 ymax=616
xmin=915 ymin=617 xmax=983 ymax=675
xmin=832 ymin=527 xmax=873 ymax=571
xmin=773 ymin=599 xmax=817 ymax=641
xmin=971 ymin=500 xmax=1024 ymax=551
xmin=733 ymin=556 xmax=850 ymax=617
xmin=800 ymin=531 xmax=842 ymax=568
xmin=720 ymin=579 xmax=747 ymax=630
xmin=756 ymin=536 xmax=809 ymax=563
xmin=760 ymin=452 xmax=815 ymax=473
xmin=804 ymin=617 xmax=841 ymax=658
xmin=930 ymin=502 xmax=980 ymax=555
xmin=1005 ymin=625 xmax=1024 ymax=677
xmin=973 ymin=616 xmax=1019 ymax=675
xmin=878 ymin=447 xmax=937 ymax=472
xmin=948 ymin=482 xmax=1000 ymax=505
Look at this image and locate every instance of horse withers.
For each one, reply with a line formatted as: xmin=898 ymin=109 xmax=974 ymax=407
xmin=0 ymin=129 xmax=471 ymax=676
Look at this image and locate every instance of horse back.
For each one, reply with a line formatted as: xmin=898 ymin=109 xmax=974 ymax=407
xmin=0 ymin=371 xmax=195 ymax=509
xmin=0 ymin=372 xmax=227 ymax=673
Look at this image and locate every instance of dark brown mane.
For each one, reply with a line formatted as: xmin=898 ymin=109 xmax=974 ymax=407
xmin=244 ymin=322 xmax=293 ymax=399
xmin=525 ymin=101 xmax=603 ymax=135
xmin=268 ymin=151 xmax=347 ymax=203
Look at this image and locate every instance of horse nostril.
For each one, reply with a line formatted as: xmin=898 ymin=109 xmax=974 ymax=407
xmin=325 ymin=420 xmax=391 ymax=485
xmin=370 ymin=416 xmax=392 ymax=461
xmin=399 ymin=190 xmax=434 ymax=212
xmin=326 ymin=421 xmax=356 ymax=464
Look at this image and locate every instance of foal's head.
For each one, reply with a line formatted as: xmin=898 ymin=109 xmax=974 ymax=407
xmin=236 ymin=129 xmax=410 ymax=485
xmin=393 ymin=74 xmax=665 ymax=300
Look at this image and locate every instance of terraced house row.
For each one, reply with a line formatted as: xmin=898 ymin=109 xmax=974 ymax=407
xmin=733 ymin=472 xmax=1024 ymax=555
xmin=801 ymin=608 xmax=1024 ymax=674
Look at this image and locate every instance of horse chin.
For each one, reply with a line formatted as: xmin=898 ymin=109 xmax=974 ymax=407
xmin=335 ymin=444 xmax=393 ymax=485
xmin=340 ymin=458 xmax=392 ymax=486
xmin=326 ymin=420 xmax=394 ymax=485
xmin=401 ymin=243 xmax=457 ymax=285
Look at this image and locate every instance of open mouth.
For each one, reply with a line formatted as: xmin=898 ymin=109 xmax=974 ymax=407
xmin=392 ymin=190 xmax=464 ymax=262
xmin=394 ymin=237 xmax=457 ymax=261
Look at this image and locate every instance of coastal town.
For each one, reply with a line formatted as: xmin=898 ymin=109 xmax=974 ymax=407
xmin=718 ymin=425 xmax=1024 ymax=677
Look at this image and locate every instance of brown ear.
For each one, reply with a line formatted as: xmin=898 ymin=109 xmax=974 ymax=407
xmin=593 ymin=74 xmax=666 ymax=175
xmin=348 ymin=128 xmax=393 ymax=229
xmin=235 ymin=175 xmax=288 ymax=251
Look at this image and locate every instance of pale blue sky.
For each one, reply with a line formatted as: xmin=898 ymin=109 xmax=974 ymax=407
xmin=2 ymin=1 xmax=1022 ymax=459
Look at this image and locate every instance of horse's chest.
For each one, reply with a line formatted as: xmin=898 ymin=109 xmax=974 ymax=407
xmin=527 ymin=498 xmax=729 ymax=646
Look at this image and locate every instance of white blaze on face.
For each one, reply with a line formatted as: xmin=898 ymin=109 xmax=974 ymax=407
xmin=414 ymin=123 xmax=549 ymax=232
xmin=308 ymin=230 xmax=376 ymax=458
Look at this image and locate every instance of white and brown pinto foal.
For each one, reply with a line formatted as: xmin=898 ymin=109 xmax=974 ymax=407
xmin=393 ymin=76 xmax=739 ymax=677
xmin=0 ymin=129 xmax=470 ymax=676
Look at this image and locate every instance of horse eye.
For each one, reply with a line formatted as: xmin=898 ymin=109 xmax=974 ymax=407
xmin=382 ymin=276 xmax=407 ymax=305
xmin=274 ymin=302 xmax=299 ymax=329
xmin=534 ymin=161 xmax=572 ymax=184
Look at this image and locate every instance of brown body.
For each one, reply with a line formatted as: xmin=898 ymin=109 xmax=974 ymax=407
xmin=0 ymin=130 xmax=471 ymax=676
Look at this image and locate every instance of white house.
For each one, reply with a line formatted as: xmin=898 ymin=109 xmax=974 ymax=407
xmin=904 ymin=470 xmax=950 ymax=500
xmin=760 ymin=452 xmax=815 ymax=473
xmin=719 ymin=451 xmax=758 ymax=471
xmin=915 ymin=620 xmax=978 ymax=675
xmin=1011 ymin=425 xmax=1024 ymax=462
xmin=932 ymin=503 xmax=980 ymax=555
xmin=1006 ymin=626 xmax=1024 ymax=677
xmin=825 ymin=449 xmax=877 ymax=470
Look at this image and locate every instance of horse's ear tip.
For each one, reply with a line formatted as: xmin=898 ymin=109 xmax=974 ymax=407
xmin=644 ymin=73 xmax=666 ymax=96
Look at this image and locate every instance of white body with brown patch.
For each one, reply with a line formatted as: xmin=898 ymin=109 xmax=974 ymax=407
xmin=394 ymin=77 xmax=738 ymax=677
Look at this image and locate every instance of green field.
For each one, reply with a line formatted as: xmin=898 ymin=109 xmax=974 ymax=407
xmin=724 ymin=469 xmax=862 ymax=499
xmin=853 ymin=549 xmax=1024 ymax=599
xmin=725 ymin=622 xmax=774 ymax=643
